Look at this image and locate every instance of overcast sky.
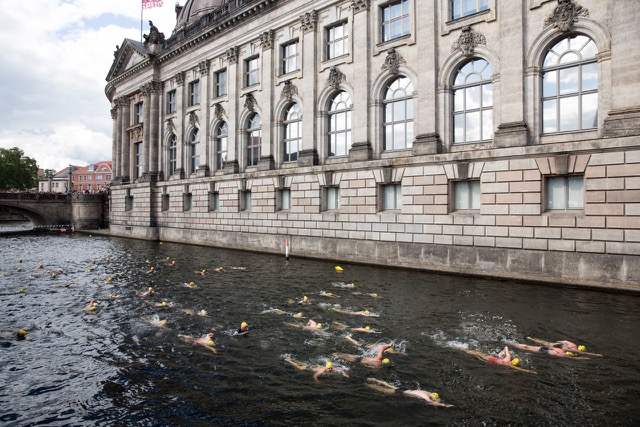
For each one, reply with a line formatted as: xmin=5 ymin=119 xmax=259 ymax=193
xmin=0 ymin=0 xmax=177 ymax=172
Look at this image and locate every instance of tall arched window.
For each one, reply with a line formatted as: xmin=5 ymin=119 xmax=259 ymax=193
xmin=328 ymin=91 xmax=352 ymax=157
xmin=542 ymin=35 xmax=598 ymax=134
xmin=247 ymin=113 xmax=261 ymax=167
xmin=383 ymin=77 xmax=414 ymax=151
xmin=168 ymin=133 xmax=177 ymax=176
xmin=452 ymin=58 xmax=493 ymax=143
xmin=283 ymin=103 xmax=302 ymax=163
xmin=215 ymin=122 xmax=228 ymax=171
xmin=189 ymin=128 xmax=199 ymax=174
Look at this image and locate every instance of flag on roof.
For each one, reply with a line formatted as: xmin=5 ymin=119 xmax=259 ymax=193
xmin=142 ymin=0 xmax=164 ymax=9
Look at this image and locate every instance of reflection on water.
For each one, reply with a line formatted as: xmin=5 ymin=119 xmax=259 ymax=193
xmin=1 ymin=231 xmax=639 ymax=426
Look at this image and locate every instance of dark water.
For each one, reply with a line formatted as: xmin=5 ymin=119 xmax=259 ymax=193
xmin=1 ymin=229 xmax=639 ymax=426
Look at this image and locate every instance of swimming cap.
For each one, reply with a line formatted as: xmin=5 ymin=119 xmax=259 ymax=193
xmin=565 ymin=351 xmax=575 ymax=357
xmin=326 ymin=361 xmax=333 ymax=369
xmin=189 ymin=281 xmax=195 ymax=286
xmin=241 ymin=322 xmax=248 ymax=328
xmin=208 ymin=340 xmax=214 ymax=346
xmin=317 ymin=323 xmax=323 ymax=329
xmin=294 ymin=313 xmax=302 ymax=318
xmin=89 ymin=306 xmax=97 ymax=311
xmin=511 ymin=358 xmax=520 ymax=366
xmin=365 ymin=326 xmax=371 ymax=331
xmin=431 ymin=392 xmax=440 ymax=400
xmin=148 ymin=287 xmax=153 ymax=291
xmin=162 ymin=301 xmax=167 ymax=307
xmin=382 ymin=358 xmax=390 ymax=364
xmin=578 ymin=345 xmax=587 ymax=351
xmin=303 ymin=296 xmax=308 ymax=301
xmin=364 ymin=310 xmax=370 ymax=315
xmin=372 ymin=293 xmax=378 ymax=297
xmin=17 ymin=329 xmax=27 ymax=339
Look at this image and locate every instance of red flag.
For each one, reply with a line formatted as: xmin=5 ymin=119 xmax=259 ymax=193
xmin=142 ymin=0 xmax=164 ymax=9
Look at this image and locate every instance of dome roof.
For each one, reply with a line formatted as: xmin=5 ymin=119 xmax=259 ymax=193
xmin=175 ymin=0 xmax=227 ymax=29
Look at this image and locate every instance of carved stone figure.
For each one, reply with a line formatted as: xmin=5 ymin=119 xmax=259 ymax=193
xmin=545 ymin=0 xmax=589 ymax=32
xmin=226 ymin=46 xmax=239 ymax=64
xmin=143 ymin=20 xmax=166 ymax=49
xmin=214 ymin=103 xmax=225 ymax=121
xmin=244 ymin=93 xmax=256 ymax=112
xmin=281 ymin=80 xmax=299 ymax=102
xmin=382 ymin=48 xmax=405 ymax=75
xmin=327 ymin=66 xmax=346 ymax=90
xmin=451 ymin=26 xmax=486 ymax=57
xmin=260 ymin=30 xmax=275 ymax=50
xmin=300 ymin=11 xmax=317 ymax=32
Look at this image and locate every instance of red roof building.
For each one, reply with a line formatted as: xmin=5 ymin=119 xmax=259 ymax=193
xmin=72 ymin=161 xmax=112 ymax=193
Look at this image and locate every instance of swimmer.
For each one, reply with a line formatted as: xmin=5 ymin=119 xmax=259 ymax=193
xmin=65 ymin=281 xmax=79 ymax=288
xmin=16 ymin=329 xmax=27 ymax=340
xmin=145 ymin=266 xmax=155 ymax=274
xmin=298 ymin=295 xmax=311 ymax=305
xmin=197 ymin=309 xmax=208 ymax=317
xmin=154 ymin=301 xmax=173 ymax=308
xmin=86 ymin=300 xmax=98 ymax=312
xmin=261 ymin=308 xmax=305 ymax=318
xmin=183 ymin=281 xmax=198 ymax=289
xmin=366 ymin=378 xmax=454 ymax=407
xmin=461 ymin=346 xmax=536 ymax=373
xmin=525 ymin=337 xmax=599 ymax=356
xmin=195 ymin=269 xmax=206 ymax=276
xmin=331 ymin=307 xmax=379 ymax=317
xmin=344 ymin=334 xmax=364 ymax=347
xmin=332 ymin=322 xmax=380 ymax=334
xmin=313 ymin=361 xmax=349 ymax=382
xmin=230 ymin=266 xmax=246 ymax=270
xmin=284 ymin=320 xmax=328 ymax=336
xmin=334 ymin=343 xmax=393 ymax=367
xmin=318 ymin=291 xmax=339 ymax=298
xmin=237 ymin=322 xmax=249 ymax=334
xmin=214 ymin=267 xmax=225 ymax=272
xmin=332 ymin=281 xmax=356 ymax=289
xmin=178 ymin=333 xmax=216 ymax=353
xmin=138 ymin=287 xmax=154 ymax=297
xmin=509 ymin=342 xmax=589 ymax=359
xmin=142 ymin=315 xmax=168 ymax=328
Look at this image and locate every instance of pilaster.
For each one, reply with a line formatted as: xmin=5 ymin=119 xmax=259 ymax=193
xmin=350 ymin=3 xmax=371 ymax=160
xmin=298 ymin=10 xmax=319 ymax=166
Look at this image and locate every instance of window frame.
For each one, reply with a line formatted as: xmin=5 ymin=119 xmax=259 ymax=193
xmin=278 ymin=188 xmax=291 ymax=211
xmin=328 ymin=91 xmax=352 ymax=157
xmin=326 ymin=20 xmax=349 ymax=60
xmin=134 ymin=102 xmax=144 ymax=124
xmin=241 ymin=190 xmax=252 ymax=212
xmin=281 ymin=40 xmax=300 ymax=75
xmin=246 ymin=113 xmax=262 ymax=167
xmin=215 ymin=69 xmax=228 ymax=97
xmin=245 ymin=56 xmax=260 ymax=87
xmin=452 ymin=180 xmax=481 ymax=211
xmin=283 ymin=103 xmax=302 ymax=163
xmin=452 ymin=58 xmax=494 ymax=144
xmin=189 ymin=128 xmax=200 ymax=174
xmin=134 ymin=142 xmax=143 ymax=179
xmin=215 ymin=122 xmax=228 ymax=171
xmin=168 ymin=133 xmax=177 ymax=176
xmin=381 ymin=0 xmax=411 ymax=43
xmin=450 ymin=0 xmax=489 ymax=21
xmin=545 ymin=175 xmax=584 ymax=211
xmin=166 ymin=90 xmax=176 ymax=114
xmin=380 ymin=183 xmax=402 ymax=211
xmin=324 ymin=186 xmax=341 ymax=211
xmin=382 ymin=76 xmax=414 ymax=151
xmin=188 ymin=80 xmax=200 ymax=107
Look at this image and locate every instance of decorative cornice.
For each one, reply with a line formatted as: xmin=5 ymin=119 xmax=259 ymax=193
xmin=381 ymin=48 xmax=405 ymax=75
xmin=300 ymin=11 xmax=317 ymax=33
xmin=545 ymin=0 xmax=589 ymax=32
xmin=327 ymin=66 xmax=346 ymax=90
xmin=226 ymin=46 xmax=239 ymax=64
xmin=451 ymin=26 xmax=486 ymax=57
xmin=244 ymin=93 xmax=256 ymax=112
xmin=260 ymin=30 xmax=275 ymax=50
xmin=199 ymin=60 xmax=210 ymax=76
xmin=214 ymin=103 xmax=225 ymax=121
xmin=188 ymin=111 xmax=199 ymax=127
xmin=351 ymin=0 xmax=369 ymax=13
xmin=281 ymin=80 xmax=299 ymax=102
xmin=175 ymin=71 xmax=184 ymax=86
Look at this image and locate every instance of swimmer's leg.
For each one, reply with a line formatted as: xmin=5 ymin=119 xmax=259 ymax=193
xmin=284 ymin=358 xmax=308 ymax=371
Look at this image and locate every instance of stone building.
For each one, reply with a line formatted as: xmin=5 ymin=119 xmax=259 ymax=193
xmin=106 ymin=0 xmax=640 ymax=291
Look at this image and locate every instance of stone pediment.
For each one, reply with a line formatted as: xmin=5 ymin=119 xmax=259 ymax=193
xmin=106 ymin=39 xmax=151 ymax=81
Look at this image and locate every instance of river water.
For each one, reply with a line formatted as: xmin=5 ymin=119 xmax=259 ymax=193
xmin=1 ymin=224 xmax=639 ymax=426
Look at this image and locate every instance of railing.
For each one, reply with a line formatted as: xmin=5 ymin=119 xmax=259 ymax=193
xmin=0 ymin=192 xmax=70 ymax=201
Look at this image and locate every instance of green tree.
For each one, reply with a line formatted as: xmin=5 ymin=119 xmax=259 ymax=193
xmin=0 ymin=147 xmax=39 ymax=191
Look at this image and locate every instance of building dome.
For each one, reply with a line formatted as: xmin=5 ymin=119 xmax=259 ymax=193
xmin=175 ymin=0 xmax=227 ymax=29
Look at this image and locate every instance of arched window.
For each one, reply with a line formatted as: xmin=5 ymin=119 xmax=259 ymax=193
xmin=215 ymin=122 xmax=228 ymax=171
xmin=283 ymin=103 xmax=302 ymax=163
xmin=189 ymin=128 xmax=199 ymax=174
xmin=383 ymin=77 xmax=414 ymax=151
xmin=168 ymin=133 xmax=177 ymax=176
xmin=542 ymin=35 xmax=598 ymax=134
xmin=328 ymin=91 xmax=352 ymax=157
xmin=452 ymin=58 xmax=493 ymax=143
xmin=247 ymin=113 xmax=261 ymax=167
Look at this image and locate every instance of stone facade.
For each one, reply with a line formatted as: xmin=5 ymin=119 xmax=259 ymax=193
xmin=106 ymin=0 xmax=640 ymax=291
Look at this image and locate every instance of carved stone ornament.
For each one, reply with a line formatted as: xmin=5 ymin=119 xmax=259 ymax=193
xmin=300 ymin=11 xmax=317 ymax=33
xmin=143 ymin=20 xmax=166 ymax=50
xmin=214 ymin=103 xmax=225 ymax=121
xmin=244 ymin=93 xmax=256 ymax=112
xmin=188 ymin=111 xmax=199 ymax=126
xmin=260 ymin=30 xmax=275 ymax=50
xmin=150 ymin=80 xmax=163 ymax=93
xmin=199 ymin=60 xmax=210 ymax=76
xmin=110 ymin=107 xmax=117 ymax=120
xmin=327 ymin=66 xmax=346 ymax=90
xmin=281 ymin=80 xmax=299 ymax=102
xmin=165 ymin=118 xmax=175 ymax=135
xmin=351 ymin=0 xmax=369 ymax=13
xmin=141 ymin=82 xmax=152 ymax=96
xmin=115 ymin=97 xmax=128 ymax=108
xmin=226 ymin=46 xmax=239 ymax=64
xmin=545 ymin=0 xmax=589 ymax=33
xmin=451 ymin=26 xmax=486 ymax=57
xmin=381 ymin=48 xmax=406 ymax=75
xmin=175 ymin=72 xmax=184 ymax=86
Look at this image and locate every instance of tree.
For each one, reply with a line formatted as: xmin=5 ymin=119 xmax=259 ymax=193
xmin=0 ymin=147 xmax=39 ymax=191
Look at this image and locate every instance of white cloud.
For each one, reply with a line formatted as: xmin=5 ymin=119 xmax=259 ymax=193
xmin=0 ymin=0 xmax=177 ymax=172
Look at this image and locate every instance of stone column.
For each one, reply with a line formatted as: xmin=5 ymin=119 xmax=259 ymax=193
xmin=349 ymin=1 xmax=373 ymax=161
xmin=149 ymin=81 xmax=162 ymax=181
xmin=120 ymin=98 xmax=131 ymax=183
xmin=297 ymin=10 xmax=319 ymax=167
xmin=258 ymin=30 xmax=275 ymax=171
xmin=141 ymin=83 xmax=152 ymax=177
xmin=223 ymin=46 xmax=240 ymax=174
xmin=111 ymin=103 xmax=120 ymax=182
xmin=174 ymin=72 xmax=185 ymax=178
xmin=197 ymin=60 xmax=210 ymax=177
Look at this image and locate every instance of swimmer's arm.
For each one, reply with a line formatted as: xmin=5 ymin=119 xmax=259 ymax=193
xmin=336 ymin=368 xmax=349 ymax=378
xmin=313 ymin=368 xmax=325 ymax=382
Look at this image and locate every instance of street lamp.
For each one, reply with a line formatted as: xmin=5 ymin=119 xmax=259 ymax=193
xmin=67 ymin=165 xmax=73 ymax=195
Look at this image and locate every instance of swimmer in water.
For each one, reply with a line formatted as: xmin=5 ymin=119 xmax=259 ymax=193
xmin=298 ymin=295 xmax=311 ymax=305
xmin=86 ymin=300 xmax=98 ymax=312
xmin=313 ymin=361 xmax=349 ymax=382
xmin=142 ymin=315 xmax=168 ymax=328
xmin=154 ymin=301 xmax=173 ymax=307
xmin=332 ymin=281 xmax=356 ymax=289
xmin=237 ymin=322 xmax=249 ymax=334
xmin=334 ymin=343 xmax=393 ymax=367
xmin=366 ymin=378 xmax=454 ymax=407
xmin=137 ymin=287 xmax=154 ymax=297
xmin=525 ymin=337 xmax=597 ymax=356
xmin=461 ymin=346 xmax=536 ymax=373
xmin=332 ymin=322 xmax=380 ymax=334
xmin=318 ymin=291 xmax=339 ymax=298
xmin=509 ymin=342 xmax=588 ymax=359
xmin=331 ymin=307 xmax=379 ymax=317
xmin=178 ymin=333 xmax=216 ymax=353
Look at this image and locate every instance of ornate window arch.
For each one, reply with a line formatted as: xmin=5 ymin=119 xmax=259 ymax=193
xmin=328 ymin=91 xmax=352 ymax=157
xmin=215 ymin=122 xmax=228 ymax=171
xmin=383 ymin=76 xmax=414 ymax=151
xmin=452 ymin=58 xmax=493 ymax=143
xmin=541 ymin=34 xmax=598 ymax=134
xmin=188 ymin=127 xmax=200 ymax=174
xmin=283 ymin=103 xmax=302 ymax=163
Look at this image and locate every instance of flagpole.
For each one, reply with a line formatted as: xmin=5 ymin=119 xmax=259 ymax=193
xmin=140 ymin=1 xmax=143 ymax=42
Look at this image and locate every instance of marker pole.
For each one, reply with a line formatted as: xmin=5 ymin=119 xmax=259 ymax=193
xmin=285 ymin=238 xmax=290 ymax=261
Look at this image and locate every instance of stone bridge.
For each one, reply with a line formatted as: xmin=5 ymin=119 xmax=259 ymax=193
xmin=0 ymin=193 xmax=108 ymax=229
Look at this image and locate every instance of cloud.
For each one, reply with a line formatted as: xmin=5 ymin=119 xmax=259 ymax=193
xmin=0 ymin=0 xmax=177 ymax=172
